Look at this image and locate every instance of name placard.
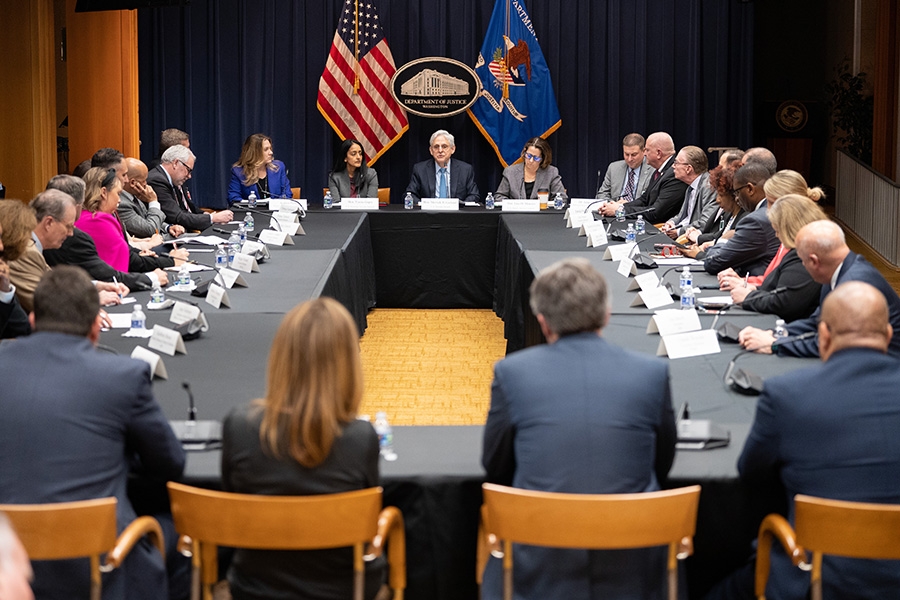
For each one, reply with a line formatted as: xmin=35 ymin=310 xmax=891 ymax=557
xmin=216 ymin=269 xmax=247 ymax=289
xmin=169 ymin=301 xmax=200 ymax=325
xmin=272 ymin=211 xmax=299 ymax=225
xmin=269 ymin=198 xmax=307 ymax=213
xmin=278 ymin=221 xmax=302 ymax=236
xmin=231 ymin=253 xmax=259 ymax=273
xmin=627 ymin=271 xmax=661 ymax=292
xmin=241 ymin=240 xmax=265 ymax=255
xmin=501 ymin=198 xmax=541 ymax=212
xmin=567 ymin=198 xmax=596 ymax=214
xmin=567 ymin=212 xmax=594 ymax=229
xmin=258 ymin=229 xmax=294 ymax=246
xmin=582 ymin=222 xmax=608 ymax=247
xmin=205 ymin=282 xmax=230 ymax=309
xmin=420 ymin=198 xmax=460 ymax=211
xmin=148 ymin=324 xmax=186 ymax=356
xmin=131 ymin=346 xmax=168 ymax=379
xmin=341 ymin=197 xmax=378 ymax=211
xmin=646 ymin=308 xmax=702 ymax=336
xmin=657 ymin=329 xmax=721 ymax=359
xmin=603 ymin=242 xmax=636 ymax=261
xmin=617 ymin=257 xmax=637 ymax=277
xmin=630 ymin=286 xmax=675 ymax=310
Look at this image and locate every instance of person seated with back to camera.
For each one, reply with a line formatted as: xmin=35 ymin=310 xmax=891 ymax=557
xmin=328 ymin=139 xmax=378 ymax=201
xmin=494 ymin=136 xmax=567 ymax=201
xmin=227 ymin=133 xmax=293 ymax=204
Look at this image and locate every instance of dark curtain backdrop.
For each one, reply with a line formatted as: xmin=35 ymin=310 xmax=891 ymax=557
xmin=138 ymin=0 xmax=753 ymax=209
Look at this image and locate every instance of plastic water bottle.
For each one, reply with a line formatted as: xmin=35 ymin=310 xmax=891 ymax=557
xmin=625 ymin=223 xmax=636 ymax=243
xmin=177 ymin=263 xmax=191 ymax=286
xmin=130 ymin=303 xmax=146 ymax=330
xmin=248 ymin=190 xmax=257 ymax=209
xmin=615 ymin=203 xmax=625 ymax=222
xmin=774 ymin=319 xmax=788 ymax=339
xmin=228 ymin=231 xmax=242 ymax=264
xmin=243 ymin=211 xmax=254 ymax=232
xmin=636 ymin=214 xmax=645 ymax=234
xmin=404 ymin=192 xmax=413 ymax=210
xmin=238 ymin=222 xmax=247 ymax=243
xmin=150 ymin=284 xmax=165 ymax=304
xmin=324 ymin=190 xmax=333 ymax=209
xmin=681 ymin=285 xmax=695 ymax=310
xmin=553 ymin=192 xmax=564 ymax=210
xmin=373 ymin=411 xmax=397 ymax=461
xmin=215 ymin=244 xmax=228 ymax=269
xmin=680 ymin=266 xmax=693 ymax=291
xmin=485 ymin=192 xmax=495 ymax=210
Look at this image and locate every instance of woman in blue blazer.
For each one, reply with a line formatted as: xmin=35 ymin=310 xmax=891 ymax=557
xmin=227 ymin=134 xmax=292 ymax=203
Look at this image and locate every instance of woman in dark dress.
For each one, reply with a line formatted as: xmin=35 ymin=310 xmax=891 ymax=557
xmin=222 ymin=297 xmax=385 ymax=600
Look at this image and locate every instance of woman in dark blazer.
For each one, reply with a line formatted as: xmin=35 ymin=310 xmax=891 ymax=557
xmin=328 ymin=139 xmax=379 ymax=201
xmin=494 ymin=137 xmax=566 ymax=200
xmin=222 ymin=297 xmax=385 ymax=599
xmin=227 ymin=134 xmax=292 ymax=203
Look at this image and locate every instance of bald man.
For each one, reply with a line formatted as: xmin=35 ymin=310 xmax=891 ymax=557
xmin=740 ymin=146 xmax=777 ymax=175
xmin=599 ymin=132 xmax=688 ymax=223
xmin=737 ymin=219 xmax=900 ymax=357
xmin=711 ymin=282 xmax=900 ymax=599
xmin=118 ymin=158 xmax=184 ymax=240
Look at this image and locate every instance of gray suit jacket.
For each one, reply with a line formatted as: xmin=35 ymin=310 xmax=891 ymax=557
xmin=495 ymin=163 xmax=566 ymax=200
xmin=117 ymin=190 xmax=168 ymax=239
xmin=328 ymin=168 xmax=379 ymax=201
xmin=669 ymin=172 xmax=719 ymax=234
xmin=595 ymin=158 xmax=652 ymax=201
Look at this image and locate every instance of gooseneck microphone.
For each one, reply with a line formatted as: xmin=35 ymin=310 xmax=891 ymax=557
xmin=723 ymin=331 xmax=817 ymax=395
xmin=182 ymin=381 xmax=197 ymax=421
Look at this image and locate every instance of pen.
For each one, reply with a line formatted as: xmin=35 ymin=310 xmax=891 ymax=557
xmin=112 ymin=276 xmax=123 ymax=299
xmin=743 ymin=272 xmax=749 ymax=288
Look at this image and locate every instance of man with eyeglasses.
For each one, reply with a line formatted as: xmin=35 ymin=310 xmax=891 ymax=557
xmin=148 ymin=145 xmax=233 ymax=231
xmin=406 ymin=129 xmax=479 ymax=204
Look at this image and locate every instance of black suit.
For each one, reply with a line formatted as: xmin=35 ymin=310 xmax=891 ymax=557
xmin=406 ymin=158 xmax=479 ymax=203
xmin=0 ymin=293 xmax=30 ymax=339
xmin=703 ymin=200 xmax=780 ymax=276
xmin=739 ymin=249 xmax=822 ymax=322
xmin=148 ymin=165 xmax=211 ymax=231
xmin=622 ymin=157 xmax=688 ymax=223
xmin=43 ymin=229 xmax=163 ymax=291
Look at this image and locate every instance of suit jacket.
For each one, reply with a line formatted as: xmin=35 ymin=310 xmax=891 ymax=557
xmin=8 ymin=238 xmax=49 ymax=312
xmin=702 ymin=200 xmax=780 ymax=276
xmin=482 ymin=332 xmax=676 ymax=599
xmin=696 ymin=208 xmax=745 ymax=246
xmin=117 ymin=190 xmax=167 ymax=239
xmin=595 ymin=158 xmax=653 ymax=201
xmin=0 ymin=292 xmax=29 ymax=339
xmin=739 ymin=347 xmax=900 ymax=599
xmin=44 ymin=229 xmax=154 ymax=291
xmin=781 ymin=252 xmax=900 ymax=358
xmin=0 ymin=332 xmax=185 ymax=599
xmin=147 ymin=164 xmax=211 ymax=231
xmin=494 ymin=163 xmax=566 ymax=200
xmin=328 ymin=167 xmax=379 ymax=201
xmin=669 ymin=172 xmax=719 ymax=235
xmin=622 ymin=157 xmax=688 ymax=224
xmin=75 ymin=211 xmax=131 ymax=272
xmin=227 ymin=160 xmax=293 ymax=203
xmin=739 ymin=249 xmax=821 ymax=322
xmin=406 ymin=158 xmax=479 ymax=203
xmin=222 ymin=405 xmax=385 ymax=600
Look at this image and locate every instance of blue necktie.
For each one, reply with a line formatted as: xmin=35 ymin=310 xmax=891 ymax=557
xmin=438 ymin=168 xmax=448 ymax=198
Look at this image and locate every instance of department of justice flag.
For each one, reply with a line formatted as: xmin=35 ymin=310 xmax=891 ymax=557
xmin=468 ymin=0 xmax=561 ymax=167
xmin=317 ymin=0 xmax=408 ymax=164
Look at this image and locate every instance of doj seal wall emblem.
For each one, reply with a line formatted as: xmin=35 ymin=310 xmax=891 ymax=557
xmin=391 ymin=57 xmax=482 ymax=118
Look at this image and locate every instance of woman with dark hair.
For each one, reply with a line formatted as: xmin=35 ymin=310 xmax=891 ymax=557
xmin=328 ymin=139 xmax=378 ymax=201
xmin=494 ymin=136 xmax=567 ymax=200
xmin=228 ymin=134 xmax=293 ymax=203
xmin=222 ymin=297 xmax=385 ymax=599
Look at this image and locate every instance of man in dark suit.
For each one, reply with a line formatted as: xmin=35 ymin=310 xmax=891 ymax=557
xmin=595 ymin=132 xmax=653 ymax=201
xmin=703 ymin=162 xmax=780 ymax=275
xmin=147 ymin=145 xmax=233 ymax=231
xmin=0 ymin=266 xmax=186 ymax=599
xmin=0 ymin=219 xmax=30 ymax=339
xmin=709 ymin=281 xmax=900 ymax=599
xmin=738 ymin=219 xmax=900 ymax=358
xmin=599 ymin=131 xmax=688 ymax=223
xmin=405 ymin=130 xmax=479 ymax=203
xmin=482 ymin=257 xmax=676 ymax=599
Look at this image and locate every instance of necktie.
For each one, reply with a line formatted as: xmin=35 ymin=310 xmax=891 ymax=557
xmin=680 ymin=188 xmax=696 ymax=227
xmin=438 ymin=168 xmax=448 ymax=198
xmin=177 ymin=185 xmax=190 ymax=211
xmin=623 ymin=169 xmax=636 ymax=201
xmin=652 ymin=169 xmax=661 ymax=182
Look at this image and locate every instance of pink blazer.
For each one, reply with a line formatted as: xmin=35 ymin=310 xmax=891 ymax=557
xmin=75 ymin=212 xmax=130 ymax=272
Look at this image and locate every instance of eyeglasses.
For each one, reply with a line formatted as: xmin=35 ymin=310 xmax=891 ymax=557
xmin=51 ymin=216 xmax=75 ymax=233
xmin=524 ymin=153 xmax=542 ymax=162
xmin=731 ymin=184 xmax=749 ymax=197
xmin=672 ymin=161 xmax=690 ymax=166
xmin=179 ymin=160 xmax=194 ymax=176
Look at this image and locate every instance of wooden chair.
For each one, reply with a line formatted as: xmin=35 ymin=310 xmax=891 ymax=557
xmin=0 ymin=497 xmax=165 ymax=600
xmin=479 ymin=483 xmax=701 ymax=600
xmin=167 ymin=482 xmax=406 ymax=600
xmin=377 ymin=187 xmax=390 ymax=206
xmin=755 ymin=494 xmax=900 ymax=600
xmin=291 ymin=186 xmax=301 ymax=199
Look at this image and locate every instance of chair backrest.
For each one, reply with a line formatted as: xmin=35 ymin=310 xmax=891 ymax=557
xmin=291 ymin=186 xmax=301 ymax=199
xmin=795 ymin=494 xmax=900 ymax=560
xmin=0 ymin=498 xmax=118 ymax=560
xmin=481 ymin=483 xmax=700 ymax=600
xmin=378 ymin=187 xmax=390 ymax=205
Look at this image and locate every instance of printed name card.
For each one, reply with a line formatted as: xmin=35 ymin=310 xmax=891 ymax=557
xmin=216 ymin=269 xmax=247 ymax=289
xmin=169 ymin=301 xmax=200 ymax=325
xmin=131 ymin=346 xmax=168 ymax=380
xmin=630 ymin=286 xmax=675 ymax=310
xmin=581 ymin=222 xmax=608 ymax=247
xmin=567 ymin=212 xmax=594 ymax=229
xmin=241 ymin=240 xmax=264 ymax=255
xmin=258 ymin=229 xmax=294 ymax=246
xmin=230 ymin=253 xmax=259 ymax=273
xmin=656 ymin=329 xmax=721 ymax=359
xmin=567 ymin=198 xmax=595 ymax=215
xmin=341 ymin=197 xmax=378 ymax=210
xmin=420 ymin=198 xmax=460 ymax=211
xmin=281 ymin=221 xmax=302 ymax=235
xmin=627 ymin=271 xmax=661 ymax=292
xmin=617 ymin=257 xmax=637 ymax=277
xmin=204 ymin=282 xmax=230 ymax=309
xmin=603 ymin=242 xmax=636 ymax=261
xmin=269 ymin=198 xmax=307 ymax=212
xmin=272 ymin=212 xmax=299 ymax=226
xmin=148 ymin=325 xmax=186 ymax=356
xmin=646 ymin=308 xmax=703 ymax=336
xmin=501 ymin=198 xmax=541 ymax=212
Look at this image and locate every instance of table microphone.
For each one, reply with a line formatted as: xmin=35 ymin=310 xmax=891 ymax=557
xmin=723 ymin=331 xmax=816 ymax=395
xmin=168 ymin=381 xmax=223 ymax=447
xmin=237 ymin=206 xmax=283 ymax=231
xmin=271 ymin=196 xmax=306 ymax=219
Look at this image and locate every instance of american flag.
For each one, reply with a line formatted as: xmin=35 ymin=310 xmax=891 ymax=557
xmin=317 ymin=0 xmax=408 ymax=164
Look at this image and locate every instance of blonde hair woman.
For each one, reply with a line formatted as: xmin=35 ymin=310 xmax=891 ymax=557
xmin=222 ymin=297 xmax=385 ymax=599
xmin=76 ymin=167 xmax=130 ymax=272
xmin=227 ymin=133 xmax=293 ymax=203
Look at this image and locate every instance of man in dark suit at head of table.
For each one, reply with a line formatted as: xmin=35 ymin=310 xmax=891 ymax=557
xmin=405 ymin=129 xmax=480 ymax=204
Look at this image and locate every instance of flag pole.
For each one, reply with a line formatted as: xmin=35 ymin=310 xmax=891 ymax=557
xmin=353 ymin=0 xmax=360 ymax=94
xmin=502 ymin=0 xmax=509 ymax=100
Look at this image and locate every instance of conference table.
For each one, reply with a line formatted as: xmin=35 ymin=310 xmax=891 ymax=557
xmin=103 ymin=205 xmax=813 ymax=600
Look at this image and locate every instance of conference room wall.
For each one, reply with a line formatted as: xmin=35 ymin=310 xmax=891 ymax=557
xmin=136 ymin=0 xmax=753 ymax=209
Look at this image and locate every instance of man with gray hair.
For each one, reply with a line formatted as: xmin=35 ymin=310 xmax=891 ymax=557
xmin=0 ymin=513 xmax=33 ymax=600
xmin=481 ymin=257 xmax=676 ymax=599
xmin=405 ymin=129 xmax=479 ymax=203
xmin=148 ymin=145 xmax=233 ymax=230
